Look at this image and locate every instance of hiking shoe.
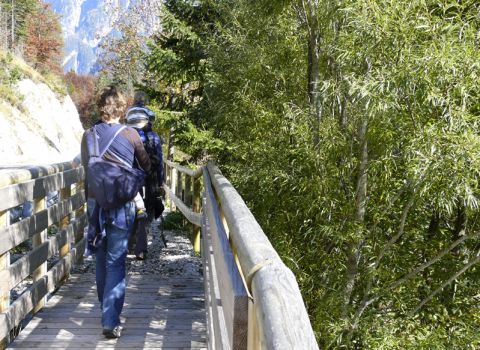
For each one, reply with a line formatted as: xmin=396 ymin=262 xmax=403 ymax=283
xmin=103 ymin=326 xmax=122 ymax=339
xmin=136 ymin=252 xmax=146 ymax=260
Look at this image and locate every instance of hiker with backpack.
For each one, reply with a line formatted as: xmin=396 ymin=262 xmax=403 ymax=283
xmin=80 ymin=86 xmax=151 ymax=339
xmin=126 ymin=91 xmax=164 ymax=260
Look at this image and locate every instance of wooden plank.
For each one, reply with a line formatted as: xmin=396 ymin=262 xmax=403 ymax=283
xmin=203 ymin=169 xmax=248 ymax=349
xmin=7 ymin=340 xmax=207 ymax=348
xmin=247 ymin=299 xmax=260 ymax=350
xmin=176 ymin=170 xmax=183 ymax=200
xmin=0 ymin=242 xmax=49 ymax=294
xmin=206 ymin=163 xmax=319 ymax=349
xmin=73 ymin=179 xmax=86 ymax=266
xmin=0 ymin=276 xmax=48 ymax=341
xmin=0 ymin=191 xmax=85 ymax=256
xmin=48 ymin=214 xmax=87 ymax=259
xmin=193 ymin=177 xmax=202 ymax=254
xmin=0 ymin=162 xmax=73 ymax=189
xmin=46 ymin=237 xmax=85 ymax=294
xmin=170 ymin=167 xmax=177 ymax=211
xmin=0 ymin=210 xmax=48 ymax=256
xmin=185 ymin=175 xmax=192 ymax=207
xmin=58 ymin=186 xmax=71 ymax=282
xmin=202 ymin=208 xmax=216 ymax=350
xmin=7 ymin=254 xmax=207 ymax=350
xmin=32 ymin=196 xmax=47 ymax=314
xmin=162 ymin=184 xmax=202 ymax=226
xmin=0 ymin=210 xmax=9 ymax=348
xmin=163 ymin=159 xmax=203 ymax=179
xmin=202 ymin=211 xmax=227 ymax=350
xmin=0 ymin=168 xmax=82 ymax=213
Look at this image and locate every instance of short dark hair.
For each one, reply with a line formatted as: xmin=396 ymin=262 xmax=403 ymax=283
xmin=133 ymin=91 xmax=149 ymax=105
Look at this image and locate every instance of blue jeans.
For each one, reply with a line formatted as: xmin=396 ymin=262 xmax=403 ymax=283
xmin=95 ymin=223 xmax=132 ymax=329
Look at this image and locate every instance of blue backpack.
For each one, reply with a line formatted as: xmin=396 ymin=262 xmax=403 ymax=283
xmin=86 ymin=124 xmax=145 ymax=210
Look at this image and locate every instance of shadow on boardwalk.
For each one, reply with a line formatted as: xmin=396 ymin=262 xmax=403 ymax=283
xmin=7 ymin=225 xmax=207 ymax=350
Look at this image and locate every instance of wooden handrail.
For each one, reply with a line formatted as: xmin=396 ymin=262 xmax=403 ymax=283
xmin=164 ymin=159 xmax=203 ymax=179
xmin=163 ymin=158 xmax=319 ymax=349
xmin=0 ymin=162 xmax=75 ymax=188
xmin=206 ymin=163 xmax=318 ymax=349
xmin=162 ymin=184 xmax=202 ymax=226
xmin=0 ymin=164 xmax=87 ymax=346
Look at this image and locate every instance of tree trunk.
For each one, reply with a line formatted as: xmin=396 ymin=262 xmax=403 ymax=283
xmin=307 ymin=25 xmax=322 ymax=146
xmin=342 ymin=119 xmax=368 ymax=318
xmin=167 ymin=127 xmax=175 ymax=161
xmin=10 ymin=0 xmax=14 ymax=48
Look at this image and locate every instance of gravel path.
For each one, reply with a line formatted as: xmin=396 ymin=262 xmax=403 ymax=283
xmin=72 ymin=214 xmax=203 ymax=280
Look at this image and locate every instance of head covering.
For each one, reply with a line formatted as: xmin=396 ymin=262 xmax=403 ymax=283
xmin=126 ymin=106 xmax=150 ymax=129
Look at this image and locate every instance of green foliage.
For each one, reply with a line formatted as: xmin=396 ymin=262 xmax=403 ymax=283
xmin=163 ymin=211 xmax=188 ymax=230
xmin=0 ymin=0 xmax=37 ymax=47
xmin=98 ymin=0 xmax=480 ymax=347
xmin=151 ymin=0 xmax=480 ymax=348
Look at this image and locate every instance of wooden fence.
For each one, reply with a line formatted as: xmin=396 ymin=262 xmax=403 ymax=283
xmin=163 ymin=160 xmax=319 ymax=350
xmin=0 ymin=162 xmax=87 ymax=348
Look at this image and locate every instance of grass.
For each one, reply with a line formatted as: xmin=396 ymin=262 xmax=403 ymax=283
xmin=0 ymin=50 xmax=67 ymax=102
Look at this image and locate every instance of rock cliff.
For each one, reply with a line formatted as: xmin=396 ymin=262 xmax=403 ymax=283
xmin=0 ymin=79 xmax=84 ymax=166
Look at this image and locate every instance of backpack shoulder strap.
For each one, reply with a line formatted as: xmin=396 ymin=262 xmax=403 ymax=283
xmin=97 ymin=124 xmax=127 ymax=157
xmin=86 ymin=126 xmax=99 ymax=158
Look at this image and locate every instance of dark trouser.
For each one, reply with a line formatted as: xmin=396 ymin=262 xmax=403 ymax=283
xmin=128 ymin=216 xmax=148 ymax=255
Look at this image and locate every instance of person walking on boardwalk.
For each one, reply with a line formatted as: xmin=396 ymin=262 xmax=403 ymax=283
xmin=81 ymin=86 xmax=151 ymax=339
xmin=126 ymin=91 xmax=164 ymax=260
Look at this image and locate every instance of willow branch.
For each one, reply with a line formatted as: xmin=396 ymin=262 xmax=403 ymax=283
xmin=408 ymin=249 xmax=480 ymax=317
xmin=365 ymin=231 xmax=479 ymax=306
xmin=374 ymin=196 xmax=415 ymax=268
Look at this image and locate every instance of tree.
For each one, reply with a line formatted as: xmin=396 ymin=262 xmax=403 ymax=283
xmin=158 ymin=0 xmax=480 ymax=348
xmin=97 ymin=1 xmax=162 ymax=91
xmin=0 ymin=0 xmax=36 ymax=51
xmin=64 ymin=71 xmax=97 ymax=127
xmin=143 ymin=0 xmax=222 ymax=161
xmin=24 ymin=2 xmax=63 ymax=73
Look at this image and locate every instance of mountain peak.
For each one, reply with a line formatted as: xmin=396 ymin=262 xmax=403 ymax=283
xmin=46 ymin=0 xmax=160 ymax=74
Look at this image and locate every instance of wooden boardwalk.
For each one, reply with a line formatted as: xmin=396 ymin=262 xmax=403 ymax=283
xmin=7 ymin=273 xmax=207 ymax=349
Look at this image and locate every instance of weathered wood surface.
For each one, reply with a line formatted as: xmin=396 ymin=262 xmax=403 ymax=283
xmin=7 ymin=274 xmax=207 ymax=349
xmin=206 ymin=163 xmax=319 ymax=350
xmin=0 ymin=163 xmax=76 ymax=189
xmin=0 ymin=167 xmax=84 ymax=212
xmin=163 ymin=159 xmax=203 ymax=179
xmin=163 ymin=184 xmax=202 ymax=227
xmin=202 ymin=168 xmax=248 ymax=349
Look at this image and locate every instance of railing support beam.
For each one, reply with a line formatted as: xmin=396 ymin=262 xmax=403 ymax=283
xmin=0 ymin=210 xmax=9 ymax=349
xmin=193 ymin=177 xmax=201 ymax=255
xmin=32 ymin=197 xmax=47 ymax=314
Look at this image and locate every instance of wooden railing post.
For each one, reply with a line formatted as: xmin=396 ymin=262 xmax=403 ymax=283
xmin=165 ymin=162 xmax=171 ymax=188
xmin=176 ymin=170 xmax=183 ymax=201
xmin=73 ymin=180 xmax=85 ymax=264
xmin=185 ymin=175 xmax=192 ymax=208
xmin=59 ymin=186 xmax=71 ymax=277
xmin=193 ymin=178 xmax=201 ymax=255
xmin=170 ymin=167 xmax=177 ymax=212
xmin=0 ymin=210 xmax=9 ymax=348
xmin=248 ymin=300 xmax=260 ymax=350
xmin=32 ymin=197 xmax=47 ymax=313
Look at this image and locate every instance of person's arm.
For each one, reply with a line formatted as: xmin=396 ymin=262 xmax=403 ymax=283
xmin=132 ymin=131 xmax=152 ymax=173
xmin=72 ymin=153 xmax=81 ymax=168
